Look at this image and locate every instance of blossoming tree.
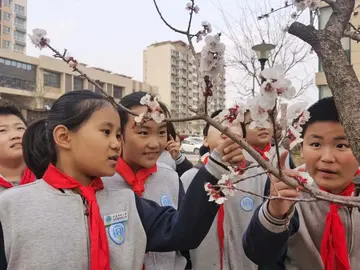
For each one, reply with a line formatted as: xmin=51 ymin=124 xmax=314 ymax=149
xmin=28 ymin=0 xmax=360 ymax=207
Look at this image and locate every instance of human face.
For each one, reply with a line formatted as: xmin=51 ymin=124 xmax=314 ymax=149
xmin=302 ymin=121 xmax=359 ymax=194
xmin=204 ymin=115 xmax=243 ymax=152
xmin=0 ymin=114 xmax=26 ymax=163
xmin=122 ymin=105 xmax=168 ymax=171
xmin=68 ymin=104 xmax=121 ymax=178
xmin=244 ymin=112 xmax=273 ymax=149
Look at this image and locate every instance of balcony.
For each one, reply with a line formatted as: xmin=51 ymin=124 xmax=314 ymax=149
xmin=15 ymin=24 xmax=26 ymax=33
xmin=15 ymin=12 xmax=26 ymax=19
xmin=14 ymin=37 xmax=26 ymax=46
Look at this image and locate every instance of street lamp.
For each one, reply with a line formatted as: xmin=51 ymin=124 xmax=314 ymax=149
xmin=252 ymin=40 xmax=275 ymax=71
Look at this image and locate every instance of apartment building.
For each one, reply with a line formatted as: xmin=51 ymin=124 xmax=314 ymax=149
xmin=143 ymin=40 xmax=226 ymax=135
xmin=0 ymin=50 xmax=157 ymax=121
xmin=316 ymin=1 xmax=360 ymax=98
xmin=0 ymin=0 xmax=27 ymax=54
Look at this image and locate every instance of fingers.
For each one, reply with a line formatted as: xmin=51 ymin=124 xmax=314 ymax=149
xmin=216 ymin=137 xmax=242 ymax=154
xmin=222 ymin=147 xmax=243 ymax=163
xmin=279 ymin=150 xmax=288 ymax=170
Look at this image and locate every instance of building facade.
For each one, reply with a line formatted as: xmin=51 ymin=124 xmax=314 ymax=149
xmin=0 ymin=50 xmax=157 ymax=120
xmin=0 ymin=0 xmax=27 ymax=54
xmin=315 ymin=2 xmax=359 ymax=98
xmin=143 ymin=40 xmax=226 ymax=135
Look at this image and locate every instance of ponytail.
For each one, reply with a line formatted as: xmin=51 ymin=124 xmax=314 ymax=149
xmin=22 ymin=119 xmax=52 ymax=179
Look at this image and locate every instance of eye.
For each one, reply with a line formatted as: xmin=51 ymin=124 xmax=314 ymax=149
xmin=337 ymin=143 xmax=350 ymax=149
xmin=116 ymin=134 xmax=121 ymax=140
xmin=0 ymin=129 xmax=6 ymax=133
xmin=159 ymin=130 xmax=167 ymax=135
xmin=18 ymin=127 xmax=25 ymax=131
xmin=102 ymin=129 xmax=111 ymax=135
xmin=138 ymin=131 xmax=148 ymax=136
xmin=310 ymin=142 xmax=321 ymax=147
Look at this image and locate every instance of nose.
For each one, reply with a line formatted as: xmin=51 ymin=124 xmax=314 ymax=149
xmin=10 ymin=131 xmax=21 ymax=141
xmin=110 ymin=136 xmax=121 ymax=152
xmin=147 ymin=137 xmax=161 ymax=150
xmin=320 ymin=147 xmax=336 ymax=163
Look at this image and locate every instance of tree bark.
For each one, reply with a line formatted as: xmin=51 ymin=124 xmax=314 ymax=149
xmin=288 ymin=0 xmax=360 ymax=162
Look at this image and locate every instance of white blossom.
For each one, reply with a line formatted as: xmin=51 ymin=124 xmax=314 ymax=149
xmin=298 ymin=171 xmax=315 ymax=186
xmin=292 ymin=0 xmax=322 ymax=11
xmin=134 ymin=112 xmax=145 ymax=123
xmin=28 ymin=28 xmax=50 ymax=49
xmin=151 ymin=110 xmax=165 ymax=123
xmin=200 ymin=34 xmax=226 ymax=78
xmin=201 ymin=21 xmax=212 ymax=34
xmin=287 ymin=102 xmax=309 ymax=124
xmin=185 ymin=2 xmax=200 ymax=14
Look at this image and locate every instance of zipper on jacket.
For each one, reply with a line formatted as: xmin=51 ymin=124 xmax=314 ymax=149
xmin=82 ymin=196 xmax=90 ymax=266
xmin=345 ymin=207 xmax=353 ymax=253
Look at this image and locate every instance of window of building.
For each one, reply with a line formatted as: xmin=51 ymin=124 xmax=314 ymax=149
xmin=2 ymin=40 xmax=11 ymax=48
xmin=14 ymin=17 xmax=26 ymax=28
xmin=43 ymin=70 xmax=61 ymax=88
xmin=0 ymin=75 xmax=35 ymax=91
xmin=4 ymin=0 xmax=12 ymax=6
xmin=14 ymin=4 xmax=25 ymax=15
xmin=4 ymin=12 xmax=11 ymax=21
xmin=13 ymin=44 xmax=25 ymax=53
xmin=113 ymin=85 xmax=123 ymax=99
xmin=318 ymin=6 xmax=350 ymax=71
xmin=14 ymin=31 xmax=25 ymax=41
xmin=73 ymin=77 xmax=84 ymax=90
xmin=318 ymin=85 xmax=332 ymax=99
xmin=3 ymin=26 xmax=11 ymax=34
xmin=95 ymin=82 xmax=104 ymax=94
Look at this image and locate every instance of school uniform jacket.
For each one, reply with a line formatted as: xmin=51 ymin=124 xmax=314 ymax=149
xmin=0 ymin=155 xmax=226 ymax=270
xmin=243 ymin=183 xmax=360 ymax=269
xmin=158 ymin=151 xmax=193 ymax=177
xmin=181 ymin=159 xmax=270 ymax=270
xmin=102 ymin=162 xmax=187 ymax=270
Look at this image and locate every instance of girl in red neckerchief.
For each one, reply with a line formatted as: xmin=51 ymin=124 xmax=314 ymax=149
xmin=0 ymin=90 xmax=239 ymax=270
xmin=0 ymin=103 xmax=35 ymax=191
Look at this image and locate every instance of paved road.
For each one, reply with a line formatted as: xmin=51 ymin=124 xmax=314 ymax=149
xmin=184 ymin=153 xmax=199 ymax=164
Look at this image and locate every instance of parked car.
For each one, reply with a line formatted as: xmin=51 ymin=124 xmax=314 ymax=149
xmin=180 ymin=139 xmax=202 ymax=155
xmin=187 ymin=137 xmax=203 ymax=144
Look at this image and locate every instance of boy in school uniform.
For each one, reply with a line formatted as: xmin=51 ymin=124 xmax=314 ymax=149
xmin=181 ymin=109 xmax=271 ymax=270
xmin=103 ymin=92 xmax=221 ymax=270
xmin=0 ymin=103 xmax=35 ymax=191
xmin=243 ymin=110 xmax=296 ymax=169
xmin=158 ymin=121 xmax=193 ymax=177
xmin=243 ymin=97 xmax=359 ymax=270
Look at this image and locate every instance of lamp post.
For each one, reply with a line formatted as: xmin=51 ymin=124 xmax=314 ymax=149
xmin=251 ymin=40 xmax=275 ymax=71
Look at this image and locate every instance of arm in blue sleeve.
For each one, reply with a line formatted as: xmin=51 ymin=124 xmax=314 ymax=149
xmin=136 ymin=166 xmax=220 ymax=252
xmin=0 ymin=222 xmax=6 ymax=269
xmin=243 ymin=201 xmax=299 ymax=265
xmin=175 ymin=154 xmax=193 ymax=177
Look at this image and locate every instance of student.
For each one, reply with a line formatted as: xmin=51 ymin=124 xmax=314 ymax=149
xmin=102 ymin=91 xmax=203 ymax=270
xmin=158 ymin=120 xmax=193 ymax=176
xmin=0 ymin=90 xmax=244 ymax=269
xmin=243 ymin=97 xmax=359 ymax=270
xmin=0 ymin=102 xmax=35 ymax=191
xmin=181 ymin=109 xmax=269 ymax=270
xmin=243 ymin=110 xmax=296 ymax=169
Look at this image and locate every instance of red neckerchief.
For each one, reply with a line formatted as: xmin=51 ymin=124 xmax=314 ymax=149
xmin=203 ymin=157 xmax=246 ymax=270
xmin=116 ymin=158 xmax=157 ymax=197
xmin=320 ymin=183 xmax=354 ymax=270
xmin=0 ymin=167 xmax=36 ymax=189
xmin=253 ymin=143 xmax=271 ymax=161
xmin=42 ymin=164 xmax=110 ymax=270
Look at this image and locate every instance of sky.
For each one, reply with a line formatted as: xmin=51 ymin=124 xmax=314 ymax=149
xmin=26 ymin=0 xmax=319 ymax=106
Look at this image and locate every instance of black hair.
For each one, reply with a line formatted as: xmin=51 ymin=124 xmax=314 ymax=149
xmin=167 ymin=121 xmax=177 ymax=142
xmin=22 ymin=90 xmax=113 ymax=178
xmin=300 ymin=97 xmax=338 ymax=138
xmin=118 ymin=91 xmax=170 ymax=136
xmin=0 ymin=101 xmax=27 ymax=126
xmin=203 ymin=109 xmax=223 ymax=137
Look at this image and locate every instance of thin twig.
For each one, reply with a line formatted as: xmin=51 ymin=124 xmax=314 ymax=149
xmin=270 ymin=106 xmax=282 ymax=176
xmin=44 ymin=42 xmax=137 ymax=116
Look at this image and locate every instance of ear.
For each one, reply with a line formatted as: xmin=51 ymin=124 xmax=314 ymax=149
xmin=203 ymin=136 xmax=209 ymax=147
xmin=53 ymin=125 xmax=71 ymax=150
